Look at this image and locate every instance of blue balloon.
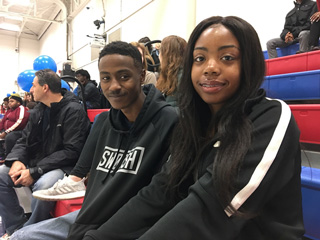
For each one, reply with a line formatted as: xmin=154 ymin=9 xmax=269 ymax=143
xmin=33 ymin=55 xmax=57 ymax=72
xmin=61 ymin=80 xmax=70 ymax=91
xmin=17 ymin=69 xmax=36 ymax=92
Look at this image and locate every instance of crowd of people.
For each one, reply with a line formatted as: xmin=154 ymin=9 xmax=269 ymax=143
xmin=0 ymin=6 xmax=319 ymax=239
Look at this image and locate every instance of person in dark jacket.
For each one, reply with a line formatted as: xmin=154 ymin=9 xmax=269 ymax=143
xmin=309 ymin=0 xmax=320 ymax=50
xmin=0 ymin=69 xmax=91 ymax=238
xmin=74 ymin=69 xmax=101 ymax=109
xmin=267 ymin=0 xmax=317 ymax=58
xmin=9 ymin=41 xmax=178 ymax=240
xmin=79 ymin=16 xmax=304 ymax=240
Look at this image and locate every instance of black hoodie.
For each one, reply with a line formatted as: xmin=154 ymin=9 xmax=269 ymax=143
xmin=67 ymin=84 xmax=179 ymax=239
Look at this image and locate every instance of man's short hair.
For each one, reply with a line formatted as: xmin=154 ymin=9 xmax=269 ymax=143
xmin=99 ymin=41 xmax=143 ymax=70
xmin=75 ymin=69 xmax=90 ymax=80
xmin=3 ymin=97 xmax=9 ymax=102
xmin=35 ymin=69 xmax=62 ymax=94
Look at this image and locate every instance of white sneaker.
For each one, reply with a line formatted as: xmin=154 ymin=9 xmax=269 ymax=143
xmin=32 ymin=176 xmax=86 ymax=201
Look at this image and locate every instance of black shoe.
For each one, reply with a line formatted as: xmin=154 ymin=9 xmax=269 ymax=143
xmin=311 ymin=46 xmax=320 ymax=51
xmin=296 ymin=50 xmax=305 ymax=54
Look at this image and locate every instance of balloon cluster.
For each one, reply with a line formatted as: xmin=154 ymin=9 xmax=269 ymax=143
xmin=17 ymin=55 xmax=70 ymax=92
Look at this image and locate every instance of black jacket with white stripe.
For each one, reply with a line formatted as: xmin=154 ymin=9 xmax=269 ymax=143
xmin=84 ymin=89 xmax=304 ymax=240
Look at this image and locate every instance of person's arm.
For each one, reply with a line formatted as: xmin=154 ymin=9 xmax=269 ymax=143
xmin=5 ymin=112 xmax=33 ymax=166
xmin=83 ymin=100 xmax=303 ymax=240
xmin=4 ymin=106 xmax=29 ymax=134
xmin=28 ymin=105 xmax=90 ymax=180
xmin=69 ymin=112 xmax=109 ymax=179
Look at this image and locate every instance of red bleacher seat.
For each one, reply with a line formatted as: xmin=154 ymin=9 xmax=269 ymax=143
xmin=53 ymin=197 xmax=84 ymax=217
xmin=87 ymin=109 xmax=109 ymax=122
xmin=289 ymin=104 xmax=320 ymax=145
xmin=265 ymin=50 xmax=320 ymax=76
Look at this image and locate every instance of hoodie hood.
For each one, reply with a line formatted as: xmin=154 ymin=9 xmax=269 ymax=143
xmin=109 ymin=84 xmax=170 ymax=135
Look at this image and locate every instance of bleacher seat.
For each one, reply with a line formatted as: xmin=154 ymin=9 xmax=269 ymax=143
xmin=301 ymin=167 xmax=320 ymax=240
xmin=263 ymin=69 xmax=320 ymax=101
xmin=52 ymin=197 xmax=84 ymax=217
xmin=265 ymin=50 xmax=320 ymax=76
xmin=263 ymin=43 xmax=300 ymax=59
xmin=87 ymin=109 xmax=109 ymax=122
xmin=263 ymin=40 xmax=320 ymax=60
xmin=289 ymin=104 xmax=320 ymax=145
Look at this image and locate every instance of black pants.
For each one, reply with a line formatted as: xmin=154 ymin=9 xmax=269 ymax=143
xmin=0 ymin=131 xmax=23 ymax=158
xmin=309 ymin=20 xmax=320 ymax=47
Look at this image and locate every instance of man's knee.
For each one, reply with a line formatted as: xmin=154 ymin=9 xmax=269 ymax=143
xmin=267 ymin=38 xmax=279 ymax=49
xmin=0 ymin=165 xmax=11 ymax=185
xmin=298 ymin=30 xmax=310 ymax=39
xmin=32 ymin=170 xmax=64 ymax=191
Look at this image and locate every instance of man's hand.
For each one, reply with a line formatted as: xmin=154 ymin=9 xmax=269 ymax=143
xmin=11 ymin=169 xmax=34 ymax=187
xmin=9 ymin=161 xmax=26 ymax=184
xmin=310 ymin=11 xmax=320 ymax=23
xmin=285 ymin=32 xmax=294 ymax=43
xmin=0 ymin=132 xmax=6 ymax=139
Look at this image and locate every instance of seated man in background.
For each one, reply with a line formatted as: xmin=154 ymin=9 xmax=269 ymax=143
xmin=0 ymin=93 xmax=30 ymax=161
xmin=9 ymin=41 xmax=178 ymax=240
xmin=309 ymin=0 xmax=320 ymax=50
xmin=73 ymin=69 xmax=101 ymax=109
xmin=266 ymin=0 xmax=317 ymax=58
xmin=0 ymin=69 xmax=91 ymax=239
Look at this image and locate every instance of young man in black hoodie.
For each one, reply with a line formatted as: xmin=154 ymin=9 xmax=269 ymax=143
xmin=74 ymin=69 xmax=101 ymax=109
xmin=0 ymin=69 xmax=91 ymax=239
xmin=9 ymin=41 xmax=178 ymax=240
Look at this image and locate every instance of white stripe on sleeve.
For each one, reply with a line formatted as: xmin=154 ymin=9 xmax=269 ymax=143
xmin=225 ymin=99 xmax=292 ymax=217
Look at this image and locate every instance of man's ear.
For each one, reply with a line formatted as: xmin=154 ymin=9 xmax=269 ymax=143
xmin=140 ymin=69 xmax=146 ymax=85
xmin=43 ymin=84 xmax=49 ymax=92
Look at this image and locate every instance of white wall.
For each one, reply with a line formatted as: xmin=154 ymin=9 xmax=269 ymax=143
xmin=39 ymin=19 xmax=67 ymax=72
xmin=195 ymin=0 xmax=294 ymax=50
xmin=0 ymin=0 xmax=299 ymax=99
xmin=0 ymin=35 xmax=39 ymax=98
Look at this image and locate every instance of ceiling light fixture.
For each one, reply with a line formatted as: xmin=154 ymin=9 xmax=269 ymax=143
xmin=8 ymin=0 xmax=31 ymax=6
xmin=0 ymin=14 xmax=23 ymax=21
xmin=0 ymin=23 xmax=20 ymax=32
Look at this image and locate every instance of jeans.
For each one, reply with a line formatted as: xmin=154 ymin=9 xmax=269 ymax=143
xmin=0 ymin=165 xmax=64 ymax=235
xmin=10 ymin=210 xmax=79 ymax=240
xmin=266 ymin=30 xmax=310 ymax=58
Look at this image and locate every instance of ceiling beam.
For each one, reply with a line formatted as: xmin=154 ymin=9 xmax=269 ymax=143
xmin=0 ymin=10 xmax=63 ymax=24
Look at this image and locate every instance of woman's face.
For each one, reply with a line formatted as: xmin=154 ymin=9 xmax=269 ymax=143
xmin=191 ymin=24 xmax=241 ymax=114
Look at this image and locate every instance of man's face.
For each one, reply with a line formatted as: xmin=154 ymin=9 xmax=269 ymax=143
xmin=98 ymin=54 xmax=145 ymax=112
xmin=76 ymin=74 xmax=88 ymax=86
xmin=30 ymin=77 xmax=45 ymax=102
xmin=8 ymin=99 xmax=20 ymax=109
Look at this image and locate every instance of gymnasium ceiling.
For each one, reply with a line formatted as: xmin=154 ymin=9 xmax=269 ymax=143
xmin=0 ymin=0 xmax=90 ymax=40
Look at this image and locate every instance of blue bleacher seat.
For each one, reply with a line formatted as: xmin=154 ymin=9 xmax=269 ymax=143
xmin=301 ymin=166 xmax=320 ymax=240
xmin=262 ymin=70 xmax=320 ymax=100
